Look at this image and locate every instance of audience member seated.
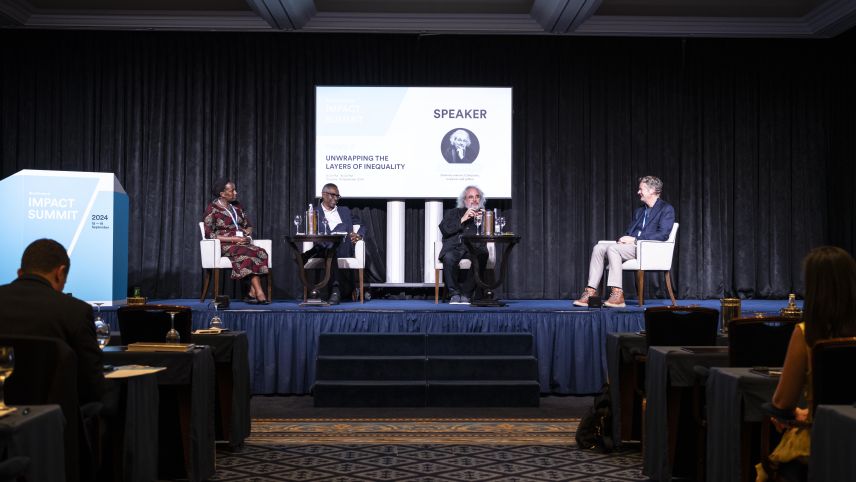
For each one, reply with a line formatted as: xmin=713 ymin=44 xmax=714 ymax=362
xmin=203 ymin=178 xmax=270 ymax=304
xmin=0 ymin=238 xmax=104 ymax=405
xmin=0 ymin=238 xmax=111 ymax=482
xmin=756 ymin=246 xmax=856 ymax=482
xmin=303 ymin=182 xmax=365 ymax=304
xmin=438 ymin=185 xmax=489 ymax=304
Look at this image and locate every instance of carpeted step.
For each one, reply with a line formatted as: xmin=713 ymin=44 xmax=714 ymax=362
xmin=313 ymin=381 xmax=426 ymax=407
xmin=426 ymin=333 xmax=533 ymax=356
xmin=427 ymin=356 xmax=538 ymax=380
xmin=318 ymin=333 xmax=425 ymax=356
xmin=316 ymin=356 xmax=426 ymax=380
xmin=427 ymin=380 xmax=541 ymax=407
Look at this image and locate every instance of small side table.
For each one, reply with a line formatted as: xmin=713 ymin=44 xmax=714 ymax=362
xmin=285 ymin=234 xmax=347 ymax=306
xmin=461 ymin=234 xmax=521 ymax=307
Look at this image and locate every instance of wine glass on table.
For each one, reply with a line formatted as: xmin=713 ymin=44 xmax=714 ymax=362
xmin=294 ymin=215 xmax=302 ymax=235
xmin=321 ymin=219 xmax=329 ymax=235
xmin=473 ymin=210 xmax=483 ymax=235
xmin=0 ymin=347 xmax=14 ymax=411
xmin=497 ymin=216 xmax=506 ymax=235
xmin=93 ymin=302 xmax=110 ymax=350
xmin=209 ymin=302 xmax=223 ymax=329
xmin=165 ymin=311 xmax=181 ymax=344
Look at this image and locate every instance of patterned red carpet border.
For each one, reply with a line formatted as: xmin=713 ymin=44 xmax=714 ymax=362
xmin=249 ymin=417 xmax=579 ymax=445
xmin=209 ymin=418 xmax=646 ymax=481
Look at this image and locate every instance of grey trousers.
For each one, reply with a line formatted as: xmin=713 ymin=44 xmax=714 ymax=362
xmin=585 ymin=242 xmax=637 ymax=290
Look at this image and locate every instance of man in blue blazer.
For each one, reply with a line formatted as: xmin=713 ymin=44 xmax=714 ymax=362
xmin=574 ymin=176 xmax=675 ymax=308
xmin=306 ymin=183 xmax=366 ymax=304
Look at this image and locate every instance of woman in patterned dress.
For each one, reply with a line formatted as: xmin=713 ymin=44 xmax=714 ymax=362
xmin=203 ymin=179 xmax=270 ymax=304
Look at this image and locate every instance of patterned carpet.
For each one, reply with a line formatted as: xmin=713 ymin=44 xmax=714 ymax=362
xmin=210 ymin=418 xmax=646 ymax=481
xmin=250 ymin=418 xmax=578 ymax=445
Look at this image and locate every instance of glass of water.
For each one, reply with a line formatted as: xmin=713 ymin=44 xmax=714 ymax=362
xmin=93 ymin=303 xmax=110 ymax=349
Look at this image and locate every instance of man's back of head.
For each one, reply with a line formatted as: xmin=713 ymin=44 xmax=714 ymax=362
xmin=18 ymin=238 xmax=70 ymax=292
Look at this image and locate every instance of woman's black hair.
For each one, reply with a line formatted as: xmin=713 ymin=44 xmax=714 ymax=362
xmin=211 ymin=178 xmax=230 ymax=199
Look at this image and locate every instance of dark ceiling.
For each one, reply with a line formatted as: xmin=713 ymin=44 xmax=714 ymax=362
xmin=2 ymin=0 xmax=855 ymax=37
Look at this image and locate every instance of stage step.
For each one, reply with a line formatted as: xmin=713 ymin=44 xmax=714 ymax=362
xmin=316 ymin=356 xmax=425 ymax=380
xmin=313 ymin=381 xmax=425 ymax=407
xmin=317 ymin=333 xmax=424 ymax=356
xmin=426 ymin=333 xmax=532 ymax=356
xmin=427 ymin=356 xmax=537 ymax=380
xmin=313 ymin=333 xmax=539 ymax=407
xmin=428 ymin=380 xmax=541 ymax=407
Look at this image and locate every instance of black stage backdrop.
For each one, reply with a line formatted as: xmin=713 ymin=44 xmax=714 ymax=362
xmin=2 ymin=29 xmax=855 ymax=300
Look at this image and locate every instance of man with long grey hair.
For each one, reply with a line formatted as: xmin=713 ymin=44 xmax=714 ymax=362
xmin=573 ymin=176 xmax=675 ymax=308
xmin=438 ymin=185 xmax=488 ymax=304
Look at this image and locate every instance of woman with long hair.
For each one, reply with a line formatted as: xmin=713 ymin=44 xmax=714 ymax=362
xmin=757 ymin=246 xmax=856 ymax=481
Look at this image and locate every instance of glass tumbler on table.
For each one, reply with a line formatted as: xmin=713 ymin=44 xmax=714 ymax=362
xmin=0 ymin=347 xmax=14 ymax=410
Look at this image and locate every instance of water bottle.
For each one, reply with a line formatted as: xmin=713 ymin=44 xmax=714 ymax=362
xmin=306 ymin=204 xmax=317 ymax=234
xmin=493 ymin=208 xmax=500 ymax=234
xmin=484 ymin=209 xmax=494 ymax=235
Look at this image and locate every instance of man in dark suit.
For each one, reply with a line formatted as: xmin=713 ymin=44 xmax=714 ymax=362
xmin=306 ymin=183 xmax=366 ymax=304
xmin=573 ymin=176 xmax=676 ymax=308
xmin=0 ymin=238 xmax=104 ymax=404
xmin=439 ymin=185 xmax=489 ymax=304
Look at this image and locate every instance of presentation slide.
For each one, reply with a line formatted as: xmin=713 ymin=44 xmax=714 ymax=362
xmin=315 ymin=86 xmax=512 ymax=199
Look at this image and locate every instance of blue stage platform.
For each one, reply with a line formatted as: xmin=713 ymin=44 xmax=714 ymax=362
xmin=100 ymin=298 xmax=797 ymax=396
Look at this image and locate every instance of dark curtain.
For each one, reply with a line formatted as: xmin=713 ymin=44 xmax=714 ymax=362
xmin=1 ymin=29 xmax=853 ymax=300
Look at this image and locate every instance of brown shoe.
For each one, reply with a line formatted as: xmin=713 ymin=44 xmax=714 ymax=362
xmin=604 ymin=288 xmax=626 ymax=308
xmin=573 ymin=287 xmax=599 ymax=307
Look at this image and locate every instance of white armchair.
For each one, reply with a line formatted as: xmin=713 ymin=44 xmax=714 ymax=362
xmin=302 ymin=225 xmax=366 ymax=303
xmin=600 ymin=222 xmax=678 ymax=306
xmin=433 ymin=240 xmax=497 ymax=304
xmin=198 ymin=222 xmax=273 ymax=302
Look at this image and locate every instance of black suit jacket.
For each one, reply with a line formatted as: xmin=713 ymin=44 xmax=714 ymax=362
xmin=0 ymin=274 xmax=104 ymax=404
xmin=443 ymin=145 xmax=478 ymax=164
xmin=317 ymin=205 xmax=365 ymax=258
xmin=438 ymin=207 xmax=486 ymax=260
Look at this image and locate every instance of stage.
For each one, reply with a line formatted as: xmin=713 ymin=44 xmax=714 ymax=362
xmin=99 ymin=298 xmax=796 ymax=396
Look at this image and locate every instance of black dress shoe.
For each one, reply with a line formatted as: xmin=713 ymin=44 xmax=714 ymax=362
xmin=328 ymin=291 xmax=341 ymax=305
xmin=244 ymin=297 xmax=259 ymax=305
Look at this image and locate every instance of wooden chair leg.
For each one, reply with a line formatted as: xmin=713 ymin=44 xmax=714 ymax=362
xmin=665 ymin=271 xmax=676 ymax=305
xmin=213 ymin=269 xmax=221 ymax=299
xmin=434 ymin=268 xmax=441 ymax=304
xmin=200 ymin=270 xmax=211 ymax=302
xmin=358 ymin=269 xmax=364 ymax=303
xmin=636 ymin=270 xmax=645 ymax=306
xmin=266 ymin=269 xmax=273 ymax=302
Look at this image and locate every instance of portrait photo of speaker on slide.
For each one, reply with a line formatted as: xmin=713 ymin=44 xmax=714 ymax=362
xmin=441 ymin=128 xmax=480 ymax=164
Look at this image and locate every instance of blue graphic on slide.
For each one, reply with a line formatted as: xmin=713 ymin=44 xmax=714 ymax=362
xmin=316 ymin=86 xmax=408 ymax=136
